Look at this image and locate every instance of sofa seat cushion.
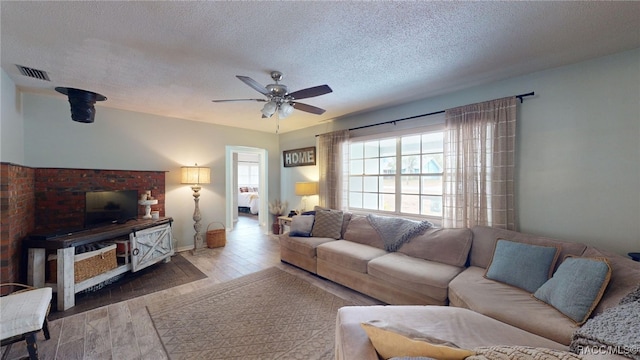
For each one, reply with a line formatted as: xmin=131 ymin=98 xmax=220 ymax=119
xmin=317 ymin=240 xmax=388 ymax=273
xmin=335 ymin=305 xmax=567 ymax=360
xmin=448 ymin=266 xmax=580 ymax=345
xmin=279 ymin=234 xmax=336 ymax=258
xmin=367 ymin=253 xmax=464 ymax=302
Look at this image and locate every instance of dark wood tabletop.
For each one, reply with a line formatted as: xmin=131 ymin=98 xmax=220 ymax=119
xmin=24 ymin=217 xmax=173 ymax=250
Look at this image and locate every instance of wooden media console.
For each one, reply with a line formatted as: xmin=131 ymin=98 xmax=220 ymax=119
xmin=25 ymin=218 xmax=174 ymax=311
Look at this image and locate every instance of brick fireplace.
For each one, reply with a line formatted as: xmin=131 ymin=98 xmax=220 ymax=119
xmin=0 ymin=162 xmax=166 ymax=283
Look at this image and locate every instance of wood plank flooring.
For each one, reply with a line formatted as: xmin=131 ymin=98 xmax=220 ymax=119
xmin=1 ymin=214 xmax=381 ymax=360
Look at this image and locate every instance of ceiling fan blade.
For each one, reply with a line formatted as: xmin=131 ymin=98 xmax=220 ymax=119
xmin=292 ymin=102 xmax=326 ymax=115
xmin=288 ymin=85 xmax=332 ymax=100
xmin=212 ymin=98 xmax=266 ymax=103
xmin=236 ymin=75 xmax=270 ymax=95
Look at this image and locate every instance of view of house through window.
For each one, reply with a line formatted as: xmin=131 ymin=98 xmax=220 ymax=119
xmin=348 ymin=129 xmax=444 ymax=218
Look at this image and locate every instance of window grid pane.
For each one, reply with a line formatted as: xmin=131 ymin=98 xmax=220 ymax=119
xmin=348 ymin=130 xmax=443 ymax=218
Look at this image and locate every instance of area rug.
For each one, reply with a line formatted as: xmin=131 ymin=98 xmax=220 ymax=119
xmin=147 ymin=267 xmax=358 ymax=359
xmin=50 ymin=253 xmax=207 ymax=320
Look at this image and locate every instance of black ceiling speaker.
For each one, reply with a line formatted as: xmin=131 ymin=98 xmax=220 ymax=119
xmin=55 ymin=87 xmax=107 ymax=123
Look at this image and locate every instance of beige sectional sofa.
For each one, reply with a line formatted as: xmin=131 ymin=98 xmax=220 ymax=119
xmin=279 ymin=212 xmax=640 ymax=359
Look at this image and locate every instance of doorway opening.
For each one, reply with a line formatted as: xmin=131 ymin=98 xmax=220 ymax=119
xmin=225 ymin=146 xmax=269 ymax=234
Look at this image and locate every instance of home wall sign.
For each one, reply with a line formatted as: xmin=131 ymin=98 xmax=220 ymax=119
xmin=283 ymin=147 xmax=316 ymax=167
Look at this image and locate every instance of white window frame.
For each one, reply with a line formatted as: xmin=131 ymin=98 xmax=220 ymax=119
xmin=238 ymin=161 xmax=260 ymax=187
xmin=346 ymin=122 xmax=444 ymax=222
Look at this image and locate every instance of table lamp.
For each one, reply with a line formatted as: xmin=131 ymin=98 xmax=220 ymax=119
xmin=295 ymin=181 xmax=318 ymax=212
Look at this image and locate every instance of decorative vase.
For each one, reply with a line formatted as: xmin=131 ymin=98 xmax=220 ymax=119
xmin=272 ymin=216 xmax=281 ymax=234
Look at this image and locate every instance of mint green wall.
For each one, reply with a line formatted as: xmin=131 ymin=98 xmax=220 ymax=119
xmin=0 ymin=70 xmax=24 ymax=163
xmin=21 ymin=93 xmax=280 ymax=250
xmin=280 ymin=48 xmax=640 ymax=255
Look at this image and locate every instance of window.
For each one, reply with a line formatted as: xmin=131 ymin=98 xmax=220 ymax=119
xmin=238 ymin=162 xmax=259 ymax=187
xmin=348 ymin=129 xmax=444 ymax=218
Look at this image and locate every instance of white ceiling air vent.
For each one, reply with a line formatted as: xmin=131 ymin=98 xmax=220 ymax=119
xmin=16 ymin=64 xmax=50 ymax=81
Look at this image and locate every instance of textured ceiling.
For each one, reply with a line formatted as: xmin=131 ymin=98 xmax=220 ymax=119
xmin=2 ymin=1 xmax=639 ymax=133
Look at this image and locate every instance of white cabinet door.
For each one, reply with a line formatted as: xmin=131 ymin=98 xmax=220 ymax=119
xmin=130 ymin=222 xmax=174 ymax=272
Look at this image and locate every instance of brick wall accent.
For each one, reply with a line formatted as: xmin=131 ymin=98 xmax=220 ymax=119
xmin=34 ymin=168 xmax=166 ymax=232
xmin=0 ymin=163 xmax=36 ymax=283
xmin=0 ymin=163 xmax=166 ymax=282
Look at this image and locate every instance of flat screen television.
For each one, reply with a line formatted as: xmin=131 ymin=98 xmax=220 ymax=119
xmin=85 ymin=190 xmax=139 ymax=227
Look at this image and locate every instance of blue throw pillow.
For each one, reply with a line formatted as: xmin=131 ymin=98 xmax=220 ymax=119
xmin=485 ymin=239 xmax=559 ymax=293
xmin=288 ymin=215 xmax=315 ymax=237
xmin=534 ymin=256 xmax=611 ymax=324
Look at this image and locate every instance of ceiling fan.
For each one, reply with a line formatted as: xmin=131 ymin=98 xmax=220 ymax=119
xmin=212 ymin=71 xmax=332 ymax=119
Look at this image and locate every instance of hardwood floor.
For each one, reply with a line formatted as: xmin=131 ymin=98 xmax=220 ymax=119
xmin=1 ymin=214 xmax=381 ymax=360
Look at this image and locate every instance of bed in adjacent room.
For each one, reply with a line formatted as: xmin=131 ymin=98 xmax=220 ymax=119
xmin=238 ymin=187 xmax=260 ymax=214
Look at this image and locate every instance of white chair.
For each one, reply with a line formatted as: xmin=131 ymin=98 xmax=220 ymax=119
xmin=0 ymin=283 xmax=52 ymax=360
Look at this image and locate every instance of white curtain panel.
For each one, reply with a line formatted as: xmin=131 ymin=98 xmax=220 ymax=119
xmin=443 ymin=97 xmax=517 ymax=230
xmin=317 ymin=130 xmax=349 ymax=210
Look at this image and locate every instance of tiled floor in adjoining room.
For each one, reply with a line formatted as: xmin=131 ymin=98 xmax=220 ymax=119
xmin=1 ymin=214 xmax=380 ymax=360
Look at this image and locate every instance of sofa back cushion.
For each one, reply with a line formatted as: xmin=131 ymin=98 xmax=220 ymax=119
xmin=469 ymin=226 xmax=587 ymax=270
xmin=341 ymin=212 xmax=352 ymax=239
xmin=343 ymin=214 xmax=385 ymax=249
xmin=397 ymin=227 xmax=472 ymax=267
xmin=581 ymin=246 xmax=640 ymax=315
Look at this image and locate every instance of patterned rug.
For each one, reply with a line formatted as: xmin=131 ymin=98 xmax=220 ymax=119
xmin=147 ymin=267 xmax=358 ymax=359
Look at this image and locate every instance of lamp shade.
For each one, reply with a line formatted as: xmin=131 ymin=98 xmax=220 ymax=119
xmin=181 ymin=165 xmax=211 ymax=185
xmin=295 ymin=181 xmax=318 ymax=196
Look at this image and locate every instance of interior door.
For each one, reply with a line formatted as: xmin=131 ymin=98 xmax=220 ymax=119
xmin=130 ymin=223 xmax=174 ymax=272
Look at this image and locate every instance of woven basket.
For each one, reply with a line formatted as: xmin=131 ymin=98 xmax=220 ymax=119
xmin=206 ymin=222 xmax=226 ymax=248
xmin=49 ymin=244 xmax=117 ymax=283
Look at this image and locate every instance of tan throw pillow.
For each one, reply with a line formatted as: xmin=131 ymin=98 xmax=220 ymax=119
xmin=310 ymin=208 xmax=343 ymax=239
xmin=360 ymin=321 xmax=475 ymax=360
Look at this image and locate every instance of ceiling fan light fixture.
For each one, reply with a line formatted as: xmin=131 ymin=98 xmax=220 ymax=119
xmin=213 ymin=71 xmax=331 ymax=121
xmin=278 ymin=102 xmax=294 ymax=119
xmin=261 ymin=101 xmax=277 ymax=118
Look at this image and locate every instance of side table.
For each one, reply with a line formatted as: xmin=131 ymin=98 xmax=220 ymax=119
xmin=278 ymin=216 xmax=292 ymax=235
xmin=628 ymin=252 xmax=640 ymax=262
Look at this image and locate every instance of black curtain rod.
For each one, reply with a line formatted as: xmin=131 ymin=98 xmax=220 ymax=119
xmin=320 ymin=91 xmax=535 ymax=135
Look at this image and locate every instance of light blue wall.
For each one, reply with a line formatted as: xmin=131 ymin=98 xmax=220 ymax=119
xmin=0 ymin=69 xmax=24 ymax=163
xmin=5 ymin=49 xmax=639 ymax=255
xmin=280 ymin=48 xmax=640 ymax=255
xmin=21 ymin=93 xmax=280 ymax=249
